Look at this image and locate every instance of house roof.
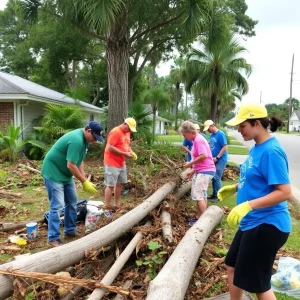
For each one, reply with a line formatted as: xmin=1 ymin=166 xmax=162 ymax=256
xmin=294 ymin=110 xmax=300 ymax=120
xmin=0 ymin=72 xmax=103 ymax=112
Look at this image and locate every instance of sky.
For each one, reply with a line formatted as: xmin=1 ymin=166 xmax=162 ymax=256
xmin=1 ymin=0 xmax=300 ymax=106
xmin=156 ymin=0 xmax=300 ymax=106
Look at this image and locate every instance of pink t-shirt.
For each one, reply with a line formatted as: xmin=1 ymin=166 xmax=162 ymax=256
xmin=192 ymin=134 xmax=216 ymax=173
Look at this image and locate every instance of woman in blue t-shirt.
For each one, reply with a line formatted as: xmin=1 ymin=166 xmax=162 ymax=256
xmin=217 ymin=104 xmax=292 ymax=300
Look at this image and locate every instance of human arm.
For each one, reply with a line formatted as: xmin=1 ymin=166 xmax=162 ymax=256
xmin=186 ymin=168 xmax=195 ymax=179
xmin=108 ymin=144 xmax=132 ymax=158
xmin=67 ymin=161 xmax=97 ymax=194
xmin=227 ymin=184 xmax=292 ymax=226
xmin=184 ymin=153 xmax=207 ymax=168
xmin=182 ymin=145 xmax=192 ymax=155
xmin=213 ymin=145 xmax=228 ymax=162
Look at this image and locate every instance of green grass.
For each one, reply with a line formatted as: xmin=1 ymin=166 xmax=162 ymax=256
xmin=227 ymin=145 xmax=249 ymax=155
xmin=156 ymin=135 xmax=183 ymax=143
xmin=228 ymin=140 xmax=243 ymax=146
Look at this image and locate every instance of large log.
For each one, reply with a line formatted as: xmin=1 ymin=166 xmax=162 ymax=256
xmin=146 ymin=205 xmax=223 ymax=300
xmin=0 ymin=182 xmax=177 ymax=299
xmin=88 ymin=221 xmax=151 ymax=299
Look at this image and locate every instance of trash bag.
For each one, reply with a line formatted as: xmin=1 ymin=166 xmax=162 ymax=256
xmin=271 ymin=256 xmax=300 ymax=298
xmin=85 ymin=200 xmax=104 ymax=233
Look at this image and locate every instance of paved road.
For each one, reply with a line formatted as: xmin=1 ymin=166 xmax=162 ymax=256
xmin=228 ymin=130 xmax=300 ymax=200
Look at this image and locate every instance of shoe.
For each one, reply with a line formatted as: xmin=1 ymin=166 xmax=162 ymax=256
xmin=64 ymin=231 xmax=81 ymax=238
xmin=186 ymin=216 xmax=197 ymax=222
xmin=207 ymin=195 xmax=217 ymax=200
xmin=209 ymin=198 xmax=220 ymax=203
xmin=188 ymin=220 xmax=197 ymax=226
xmin=48 ymin=239 xmax=64 ymax=247
xmin=104 ymin=211 xmax=113 ymax=217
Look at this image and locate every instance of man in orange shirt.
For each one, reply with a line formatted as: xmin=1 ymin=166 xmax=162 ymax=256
xmin=104 ymin=118 xmax=137 ymax=216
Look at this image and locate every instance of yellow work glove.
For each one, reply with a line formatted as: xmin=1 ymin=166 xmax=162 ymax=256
xmin=227 ymin=201 xmax=252 ymax=226
xmin=217 ymin=185 xmax=236 ymax=201
xmin=82 ymin=180 xmax=97 ymax=194
xmin=131 ymin=151 xmax=137 ymax=160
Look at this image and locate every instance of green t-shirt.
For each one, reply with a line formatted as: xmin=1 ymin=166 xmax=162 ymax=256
xmin=41 ymin=129 xmax=88 ymax=184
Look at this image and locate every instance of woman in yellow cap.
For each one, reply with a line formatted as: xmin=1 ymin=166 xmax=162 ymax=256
xmin=218 ymin=104 xmax=291 ymax=300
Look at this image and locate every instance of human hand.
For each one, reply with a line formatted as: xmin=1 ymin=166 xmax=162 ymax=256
xmin=82 ymin=180 xmax=97 ymax=194
xmin=184 ymin=162 xmax=193 ymax=169
xmin=217 ymin=185 xmax=236 ymax=201
xmin=227 ymin=201 xmax=252 ymax=226
xmin=186 ymin=170 xmax=194 ymax=180
xmin=124 ymin=152 xmax=133 ymax=158
xmin=131 ymin=151 xmax=137 ymax=160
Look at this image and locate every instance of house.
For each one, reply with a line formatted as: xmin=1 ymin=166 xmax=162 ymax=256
xmin=289 ymin=110 xmax=300 ymax=132
xmin=0 ymin=72 xmax=103 ymax=138
xmin=143 ymin=104 xmax=171 ymax=135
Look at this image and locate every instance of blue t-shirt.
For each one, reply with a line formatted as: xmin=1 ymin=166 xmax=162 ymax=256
xmin=209 ymin=130 xmax=228 ymax=162
xmin=183 ymin=139 xmax=193 ymax=162
xmin=237 ymin=137 xmax=291 ymax=233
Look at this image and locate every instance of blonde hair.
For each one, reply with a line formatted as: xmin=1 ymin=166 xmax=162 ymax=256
xmin=179 ymin=121 xmax=196 ymax=134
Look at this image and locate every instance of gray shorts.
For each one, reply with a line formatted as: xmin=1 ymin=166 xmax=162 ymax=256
xmin=104 ymin=165 xmax=127 ymax=187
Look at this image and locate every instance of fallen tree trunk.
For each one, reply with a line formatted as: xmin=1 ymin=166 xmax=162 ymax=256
xmin=161 ymin=179 xmax=192 ymax=244
xmin=88 ymin=221 xmax=151 ymax=299
xmin=0 ymin=218 xmax=45 ymax=233
xmin=146 ymin=205 xmax=223 ymax=300
xmin=0 ymin=182 xmax=176 ymax=299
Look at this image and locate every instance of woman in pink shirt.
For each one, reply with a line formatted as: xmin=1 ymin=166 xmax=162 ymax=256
xmin=179 ymin=121 xmax=216 ymax=223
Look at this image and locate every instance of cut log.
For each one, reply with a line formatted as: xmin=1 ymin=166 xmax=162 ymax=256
xmin=0 ymin=182 xmax=176 ymax=299
xmin=0 ymin=218 xmax=45 ymax=232
xmin=18 ymin=163 xmax=41 ymax=174
xmin=146 ymin=205 xmax=223 ymax=300
xmin=88 ymin=221 xmax=151 ymax=300
xmin=160 ymin=210 xmax=173 ymax=244
xmin=161 ymin=180 xmax=192 ymax=245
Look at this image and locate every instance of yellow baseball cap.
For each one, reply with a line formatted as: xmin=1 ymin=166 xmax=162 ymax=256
xmin=203 ymin=120 xmax=214 ymax=131
xmin=193 ymin=123 xmax=200 ymax=130
xmin=125 ymin=117 xmax=137 ymax=132
xmin=226 ymin=104 xmax=268 ymax=126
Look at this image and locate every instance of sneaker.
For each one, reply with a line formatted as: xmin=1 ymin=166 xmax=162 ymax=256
xmin=188 ymin=220 xmax=197 ymax=227
xmin=186 ymin=216 xmax=197 ymax=222
xmin=207 ymin=195 xmax=217 ymax=200
xmin=64 ymin=231 xmax=81 ymax=238
xmin=104 ymin=211 xmax=113 ymax=217
xmin=209 ymin=198 xmax=220 ymax=203
xmin=48 ymin=239 xmax=64 ymax=247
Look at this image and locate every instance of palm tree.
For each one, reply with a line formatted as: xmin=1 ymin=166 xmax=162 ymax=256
xmin=170 ymin=57 xmax=187 ymax=130
xmin=143 ymin=87 xmax=170 ymax=138
xmin=185 ymin=32 xmax=252 ymax=121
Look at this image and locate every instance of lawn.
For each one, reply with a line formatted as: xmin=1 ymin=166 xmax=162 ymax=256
xmin=227 ymin=145 xmax=249 ymax=155
xmin=156 ymin=134 xmax=184 ymax=143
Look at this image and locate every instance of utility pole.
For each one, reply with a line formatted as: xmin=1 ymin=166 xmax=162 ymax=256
xmin=260 ymin=91 xmax=262 ymax=104
xmin=287 ymin=54 xmax=294 ymax=133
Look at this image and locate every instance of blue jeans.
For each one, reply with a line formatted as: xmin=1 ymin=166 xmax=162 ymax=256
xmin=44 ymin=178 xmax=78 ymax=241
xmin=212 ymin=160 xmax=227 ymax=197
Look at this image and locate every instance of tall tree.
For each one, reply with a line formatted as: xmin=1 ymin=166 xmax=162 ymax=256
xmin=143 ymin=87 xmax=170 ymax=137
xmin=185 ymin=31 xmax=251 ymax=121
xmin=16 ymin=0 xmax=256 ymax=131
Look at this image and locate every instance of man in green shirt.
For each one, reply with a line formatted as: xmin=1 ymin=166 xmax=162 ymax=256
xmin=42 ymin=121 xmax=104 ymax=247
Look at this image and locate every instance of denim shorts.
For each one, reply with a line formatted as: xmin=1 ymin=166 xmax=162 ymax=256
xmin=104 ymin=165 xmax=127 ymax=186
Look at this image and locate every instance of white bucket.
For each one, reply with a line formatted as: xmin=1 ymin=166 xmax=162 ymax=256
xmin=26 ymin=222 xmax=38 ymax=239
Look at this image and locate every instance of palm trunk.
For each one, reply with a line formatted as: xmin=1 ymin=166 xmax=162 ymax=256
xmin=153 ymin=107 xmax=157 ymax=137
xmin=174 ymin=82 xmax=180 ymax=130
xmin=106 ymin=16 xmax=129 ymax=132
xmin=210 ymin=92 xmax=218 ymax=121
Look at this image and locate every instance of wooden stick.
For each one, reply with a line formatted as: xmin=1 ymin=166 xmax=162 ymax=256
xmin=88 ymin=221 xmax=152 ymax=300
xmin=0 ymin=269 xmax=135 ymax=299
xmin=0 ymin=191 xmax=23 ymax=198
xmin=113 ymin=280 xmax=133 ymax=300
xmin=0 ymin=218 xmax=44 ymax=232
xmin=18 ymin=164 xmax=41 ymax=174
